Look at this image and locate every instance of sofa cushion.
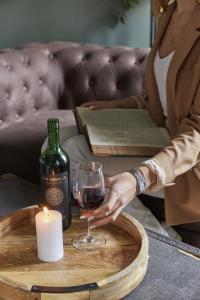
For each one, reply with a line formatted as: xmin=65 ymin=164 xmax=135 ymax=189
xmin=0 ymin=110 xmax=75 ymax=182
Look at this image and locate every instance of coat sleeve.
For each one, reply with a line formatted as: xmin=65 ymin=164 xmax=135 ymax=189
xmin=153 ymin=82 xmax=200 ymax=185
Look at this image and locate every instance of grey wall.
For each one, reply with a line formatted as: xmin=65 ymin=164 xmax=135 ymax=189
xmin=0 ymin=0 xmax=151 ymax=49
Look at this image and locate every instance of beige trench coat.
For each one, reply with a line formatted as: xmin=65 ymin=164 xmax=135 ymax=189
xmin=144 ymin=3 xmax=200 ymax=225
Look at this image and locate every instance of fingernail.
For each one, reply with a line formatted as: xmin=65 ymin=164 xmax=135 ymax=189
xmin=88 ymin=216 xmax=95 ymax=221
xmin=80 ymin=215 xmax=87 ymax=220
xmin=89 ymin=225 xmax=96 ymax=229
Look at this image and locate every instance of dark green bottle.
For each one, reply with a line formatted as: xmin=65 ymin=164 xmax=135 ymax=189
xmin=39 ymin=118 xmax=71 ymax=230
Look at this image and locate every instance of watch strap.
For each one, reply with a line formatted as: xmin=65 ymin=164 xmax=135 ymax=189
xmin=127 ymin=168 xmax=146 ymax=195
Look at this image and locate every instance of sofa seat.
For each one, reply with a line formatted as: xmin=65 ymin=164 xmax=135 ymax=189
xmin=0 ymin=110 xmax=75 ymax=182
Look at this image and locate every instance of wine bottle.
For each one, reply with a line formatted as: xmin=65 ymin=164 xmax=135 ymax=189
xmin=39 ymin=118 xmax=71 ymax=230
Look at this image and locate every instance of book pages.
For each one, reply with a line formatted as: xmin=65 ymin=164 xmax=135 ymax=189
xmin=75 ymin=107 xmax=170 ymax=156
xmin=76 ymin=107 xmax=156 ymax=127
xmin=87 ymin=125 xmax=170 ymax=147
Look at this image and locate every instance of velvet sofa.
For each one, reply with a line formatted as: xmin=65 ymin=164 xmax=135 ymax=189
xmin=0 ymin=42 xmax=149 ymax=183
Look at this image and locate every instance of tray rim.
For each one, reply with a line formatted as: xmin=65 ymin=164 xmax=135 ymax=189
xmin=0 ymin=205 xmax=149 ymax=294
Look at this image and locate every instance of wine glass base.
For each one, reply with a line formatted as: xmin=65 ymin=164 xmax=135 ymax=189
xmin=73 ymin=233 xmax=106 ymax=251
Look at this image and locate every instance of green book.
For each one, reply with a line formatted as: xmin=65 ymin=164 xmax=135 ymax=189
xmin=74 ymin=107 xmax=170 ymax=157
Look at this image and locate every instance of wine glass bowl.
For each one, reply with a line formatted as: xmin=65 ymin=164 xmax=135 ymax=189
xmin=73 ymin=161 xmax=106 ymax=251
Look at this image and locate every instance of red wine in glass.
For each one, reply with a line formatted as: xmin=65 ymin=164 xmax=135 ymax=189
xmin=78 ymin=187 xmax=105 ymax=210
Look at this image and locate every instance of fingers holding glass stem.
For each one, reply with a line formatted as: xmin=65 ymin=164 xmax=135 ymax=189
xmin=81 ymin=172 xmax=138 ymax=229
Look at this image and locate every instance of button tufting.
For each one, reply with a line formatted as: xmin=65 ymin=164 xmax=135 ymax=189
xmin=21 ymin=56 xmax=30 ymax=66
xmin=38 ymin=78 xmax=44 ymax=85
xmin=0 ymin=120 xmax=3 ymax=124
xmin=33 ymin=104 xmax=39 ymax=112
xmin=4 ymin=63 xmax=13 ymax=71
xmin=16 ymin=113 xmax=20 ymax=119
xmin=85 ymin=53 xmax=91 ymax=60
xmin=48 ymin=52 xmax=54 ymax=60
xmin=24 ymin=60 xmax=30 ymax=67
xmin=7 ymin=65 xmax=12 ymax=71
xmin=23 ymin=84 xmax=28 ymax=93
xmin=138 ymin=57 xmax=145 ymax=64
xmin=108 ymin=58 xmax=113 ymax=63
xmin=6 ymin=92 xmax=10 ymax=99
xmin=112 ymin=56 xmax=118 ymax=61
xmin=89 ymin=79 xmax=95 ymax=87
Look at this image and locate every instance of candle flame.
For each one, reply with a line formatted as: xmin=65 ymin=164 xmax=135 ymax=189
xmin=43 ymin=207 xmax=50 ymax=216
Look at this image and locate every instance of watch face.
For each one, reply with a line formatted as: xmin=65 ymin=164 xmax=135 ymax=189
xmin=140 ymin=182 xmax=146 ymax=192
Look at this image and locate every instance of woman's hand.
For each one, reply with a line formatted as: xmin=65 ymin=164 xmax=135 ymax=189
xmin=82 ymin=172 xmax=137 ymax=228
xmin=81 ymin=166 xmax=156 ymax=228
xmin=80 ymin=97 xmax=138 ymax=110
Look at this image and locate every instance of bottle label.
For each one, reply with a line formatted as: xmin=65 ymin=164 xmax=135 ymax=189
xmin=41 ymin=172 xmax=68 ymax=207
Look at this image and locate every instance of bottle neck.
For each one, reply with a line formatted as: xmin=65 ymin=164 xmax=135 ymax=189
xmin=48 ymin=131 xmax=60 ymax=151
xmin=47 ymin=123 xmax=60 ymax=151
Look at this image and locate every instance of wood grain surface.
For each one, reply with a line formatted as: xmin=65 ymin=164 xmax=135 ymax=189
xmin=0 ymin=206 xmax=148 ymax=300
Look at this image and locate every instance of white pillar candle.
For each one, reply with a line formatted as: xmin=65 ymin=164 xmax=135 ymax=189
xmin=35 ymin=207 xmax=64 ymax=262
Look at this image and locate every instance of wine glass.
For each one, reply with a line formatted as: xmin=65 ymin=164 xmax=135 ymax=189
xmin=73 ymin=161 xmax=106 ymax=251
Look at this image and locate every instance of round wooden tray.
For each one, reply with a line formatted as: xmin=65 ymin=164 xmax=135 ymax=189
xmin=0 ymin=205 xmax=149 ymax=300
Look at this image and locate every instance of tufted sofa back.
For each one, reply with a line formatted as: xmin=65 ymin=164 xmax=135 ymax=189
xmin=57 ymin=43 xmax=149 ymax=108
xmin=0 ymin=43 xmax=65 ymax=128
xmin=0 ymin=42 xmax=149 ymax=129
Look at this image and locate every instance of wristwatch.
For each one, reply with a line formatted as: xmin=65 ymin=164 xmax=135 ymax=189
xmin=127 ymin=168 xmax=146 ymax=195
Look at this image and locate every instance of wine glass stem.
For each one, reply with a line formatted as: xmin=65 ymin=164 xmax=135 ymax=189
xmin=87 ymin=219 xmax=93 ymax=242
